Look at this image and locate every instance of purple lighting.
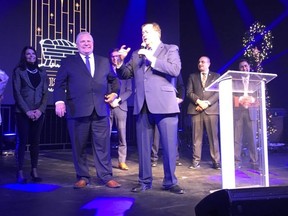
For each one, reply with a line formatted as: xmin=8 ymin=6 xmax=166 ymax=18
xmin=1 ymin=183 xmax=61 ymax=192
xmin=82 ymin=197 xmax=134 ymax=216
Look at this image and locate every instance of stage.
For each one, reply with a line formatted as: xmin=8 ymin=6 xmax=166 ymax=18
xmin=0 ymin=144 xmax=288 ymax=216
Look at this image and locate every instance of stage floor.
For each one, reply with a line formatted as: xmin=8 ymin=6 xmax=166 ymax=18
xmin=0 ymin=144 xmax=288 ymax=216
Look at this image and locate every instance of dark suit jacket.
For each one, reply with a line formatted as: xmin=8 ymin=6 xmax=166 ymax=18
xmin=175 ymin=73 xmax=185 ymax=101
xmin=186 ymin=71 xmax=220 ymax=115
xmin=117 ymin=42 xmax=181 ymax=115
xmin=54 ymin=53 xmax=120 ymax=118
xmin=13 ymin=68 xmax=48 ymax=114
xmin=118 ymin=79 xmax=132 ymax=112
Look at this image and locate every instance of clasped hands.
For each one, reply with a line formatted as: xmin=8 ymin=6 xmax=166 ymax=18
xmin=26 ymin=109 xmax=42 ymax=121
xmin=195 ymin=99 xmax=210 ymax=112
xmin=239 ymin=95 xmax=255 ymax=108
xmin=109 ymin=97 xmax=121 ymax=108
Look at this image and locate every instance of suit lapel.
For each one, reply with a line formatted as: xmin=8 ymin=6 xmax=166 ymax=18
xmin=206 ymin=71 xmax=213 ymax=86
xmin=76 ymin=53 xmax=91 ymax=76
xmin=144 ymin=43 xmax=163 ymax=72
xmin=153 ymin=42 xmax=163 ymax=58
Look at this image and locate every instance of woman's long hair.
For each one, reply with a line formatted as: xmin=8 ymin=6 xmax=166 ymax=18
xmin=14 ymin=46 xmax=41 ymax=72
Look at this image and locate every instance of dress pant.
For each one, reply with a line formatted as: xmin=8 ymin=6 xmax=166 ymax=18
xmin=109 ymin=107 xmax=128 ymax=163
xmin=15 ymin=113 xmax=45 ymax=170
xmin=151 ymin=126 xmax=180 ymax=162
xmin=136 ymin=111 xmax=178 ymax=188
xmin=191 ymin=112 xmax=220 ymax=164
xmin=67 ymin=110 xmax=113 ymax=184
xmin=234 ymin=109 xmax=258 ymax=164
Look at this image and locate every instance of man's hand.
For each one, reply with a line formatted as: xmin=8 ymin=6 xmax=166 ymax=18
xmin=176 ymin=97 xmax=183 ymax=104
xmin=196 ymin=99 xmax=209 ymax=110
xmin=110 ymin=97 xmax=121 ymax=108
xmin=239 ymin=95 xmax=255 ymax=108
xmin=55 ymin=102 xmax=66 ymax=117
xmin=195 ymin=106 xmax=203 ymax=112
xmin=105 ymin=93 xmax=118 ymax=103
xmin=118 ymin=45 xmax=131 ymax=62
xmin=137 ymin=49 xmax=156 ymax=63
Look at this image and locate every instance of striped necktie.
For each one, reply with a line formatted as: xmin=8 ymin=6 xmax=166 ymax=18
xmin=201 ymin=72 xmax=207 ymax=87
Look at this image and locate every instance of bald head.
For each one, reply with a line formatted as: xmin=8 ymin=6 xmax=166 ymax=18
xmin=198 ymin=56 xmax=210 ymax=72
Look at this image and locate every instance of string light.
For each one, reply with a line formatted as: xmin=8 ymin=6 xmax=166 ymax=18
xmin=243 ymin=21 xmax=273 ymax=72
xmin=242 ymin=21 xmax=276 ymax=136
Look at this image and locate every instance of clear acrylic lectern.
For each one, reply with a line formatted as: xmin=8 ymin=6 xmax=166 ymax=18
xmin=206 ymin=70 xmax=277 ymax=189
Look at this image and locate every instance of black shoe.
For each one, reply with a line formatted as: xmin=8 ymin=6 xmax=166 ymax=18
xmin=176 ymin=161 xmax=182 ymax=166
xmin=189 ymin=162 xmax=200 ymax=169
xmin=250 ymin=163 xmax=260 ymax=170
xmin=131 ymin=184 xmax=152 ymax=193
xmin=235 ymin=163 xmax=242 ymax=169
xmin=17 ymin=176 xmax=27 ymax=184
xmin=151 ymin=162 xmax=157 ymax=167
xmin=31 ymin=171 xmax=42 ymax=182
xmin=212 ymin=163 xmax=221 ymax=170
xmin=17 ymin=170 xmax=27 ymax=184
xmin=163 ymin=185 xmax=184 ymax=194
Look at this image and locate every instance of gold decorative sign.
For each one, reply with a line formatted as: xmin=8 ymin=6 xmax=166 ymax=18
xmin=30 ymin=0 xmax=91 ymax=92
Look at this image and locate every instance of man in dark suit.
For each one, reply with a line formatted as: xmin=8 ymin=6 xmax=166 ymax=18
xmin=109 ymin=48 xmax=132 ymax=171
xmin=54 ymin=31 xmax=121 ymax=189
xmin=186 ymin=56 xmax=221 ymax=170
xmin=116 ymin=22 xmax=184 ymax=194
xmin=234 ymin=59 xmax=258 ymax=169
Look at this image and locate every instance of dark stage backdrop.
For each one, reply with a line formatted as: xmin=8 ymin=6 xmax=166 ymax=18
xmin=0 ymin=0 xmax=180 ymax=106
xmin=179 ymin=0 xmax=288 ymax=111
xmin=0 ymin=0 xmax=287 ymax=114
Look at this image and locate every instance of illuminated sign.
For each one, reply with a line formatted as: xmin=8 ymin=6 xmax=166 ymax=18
xmin=30 ymin=0 xmax=91 ymax=92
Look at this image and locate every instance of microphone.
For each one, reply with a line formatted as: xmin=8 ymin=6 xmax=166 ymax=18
xmin=139 ymin=42 xmax=146 ymax=58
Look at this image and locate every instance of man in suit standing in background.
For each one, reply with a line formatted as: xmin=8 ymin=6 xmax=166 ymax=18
xmin=54 ymin=31 xmax=121 ymax=189
xmin=116 ymin=22 xmax=184 ymax=194
xmin=109 ymin=48 xmax=132 ymax=171
xmin=186 ymin=56 xmax=221 ymax=170
xmin=234 ymin=59 xmax=258 ymax=169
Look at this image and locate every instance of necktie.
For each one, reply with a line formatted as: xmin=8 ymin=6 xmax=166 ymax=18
xmin=201 ymin=72 xmax=207 ymax=87
xmin=85 ymin=55 xmax=92 ymax=76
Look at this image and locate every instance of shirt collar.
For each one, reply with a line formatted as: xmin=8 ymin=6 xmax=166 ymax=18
xmin=80 ymin=53 xmax=94 ymax=59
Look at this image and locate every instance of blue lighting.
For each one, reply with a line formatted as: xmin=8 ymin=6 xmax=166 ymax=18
xmin=234 ymin=0 xmax=254 ymax=27
xmin=220 ymin=3 xmax=288 ymax=73
xmin=118 ymin=0 xmax=146 ymax=50
xmin=193 ymin=0 xmax=222 ymax=60
xmin=263 ymin=49 xmax=288 ymax=66
xmin=82 ymin=197 xmax=134 ymax=216
xmin=1 ymin=183 xmax=61 ymax=192
xmin=217 ymin=47 xmax=246 ymax=73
